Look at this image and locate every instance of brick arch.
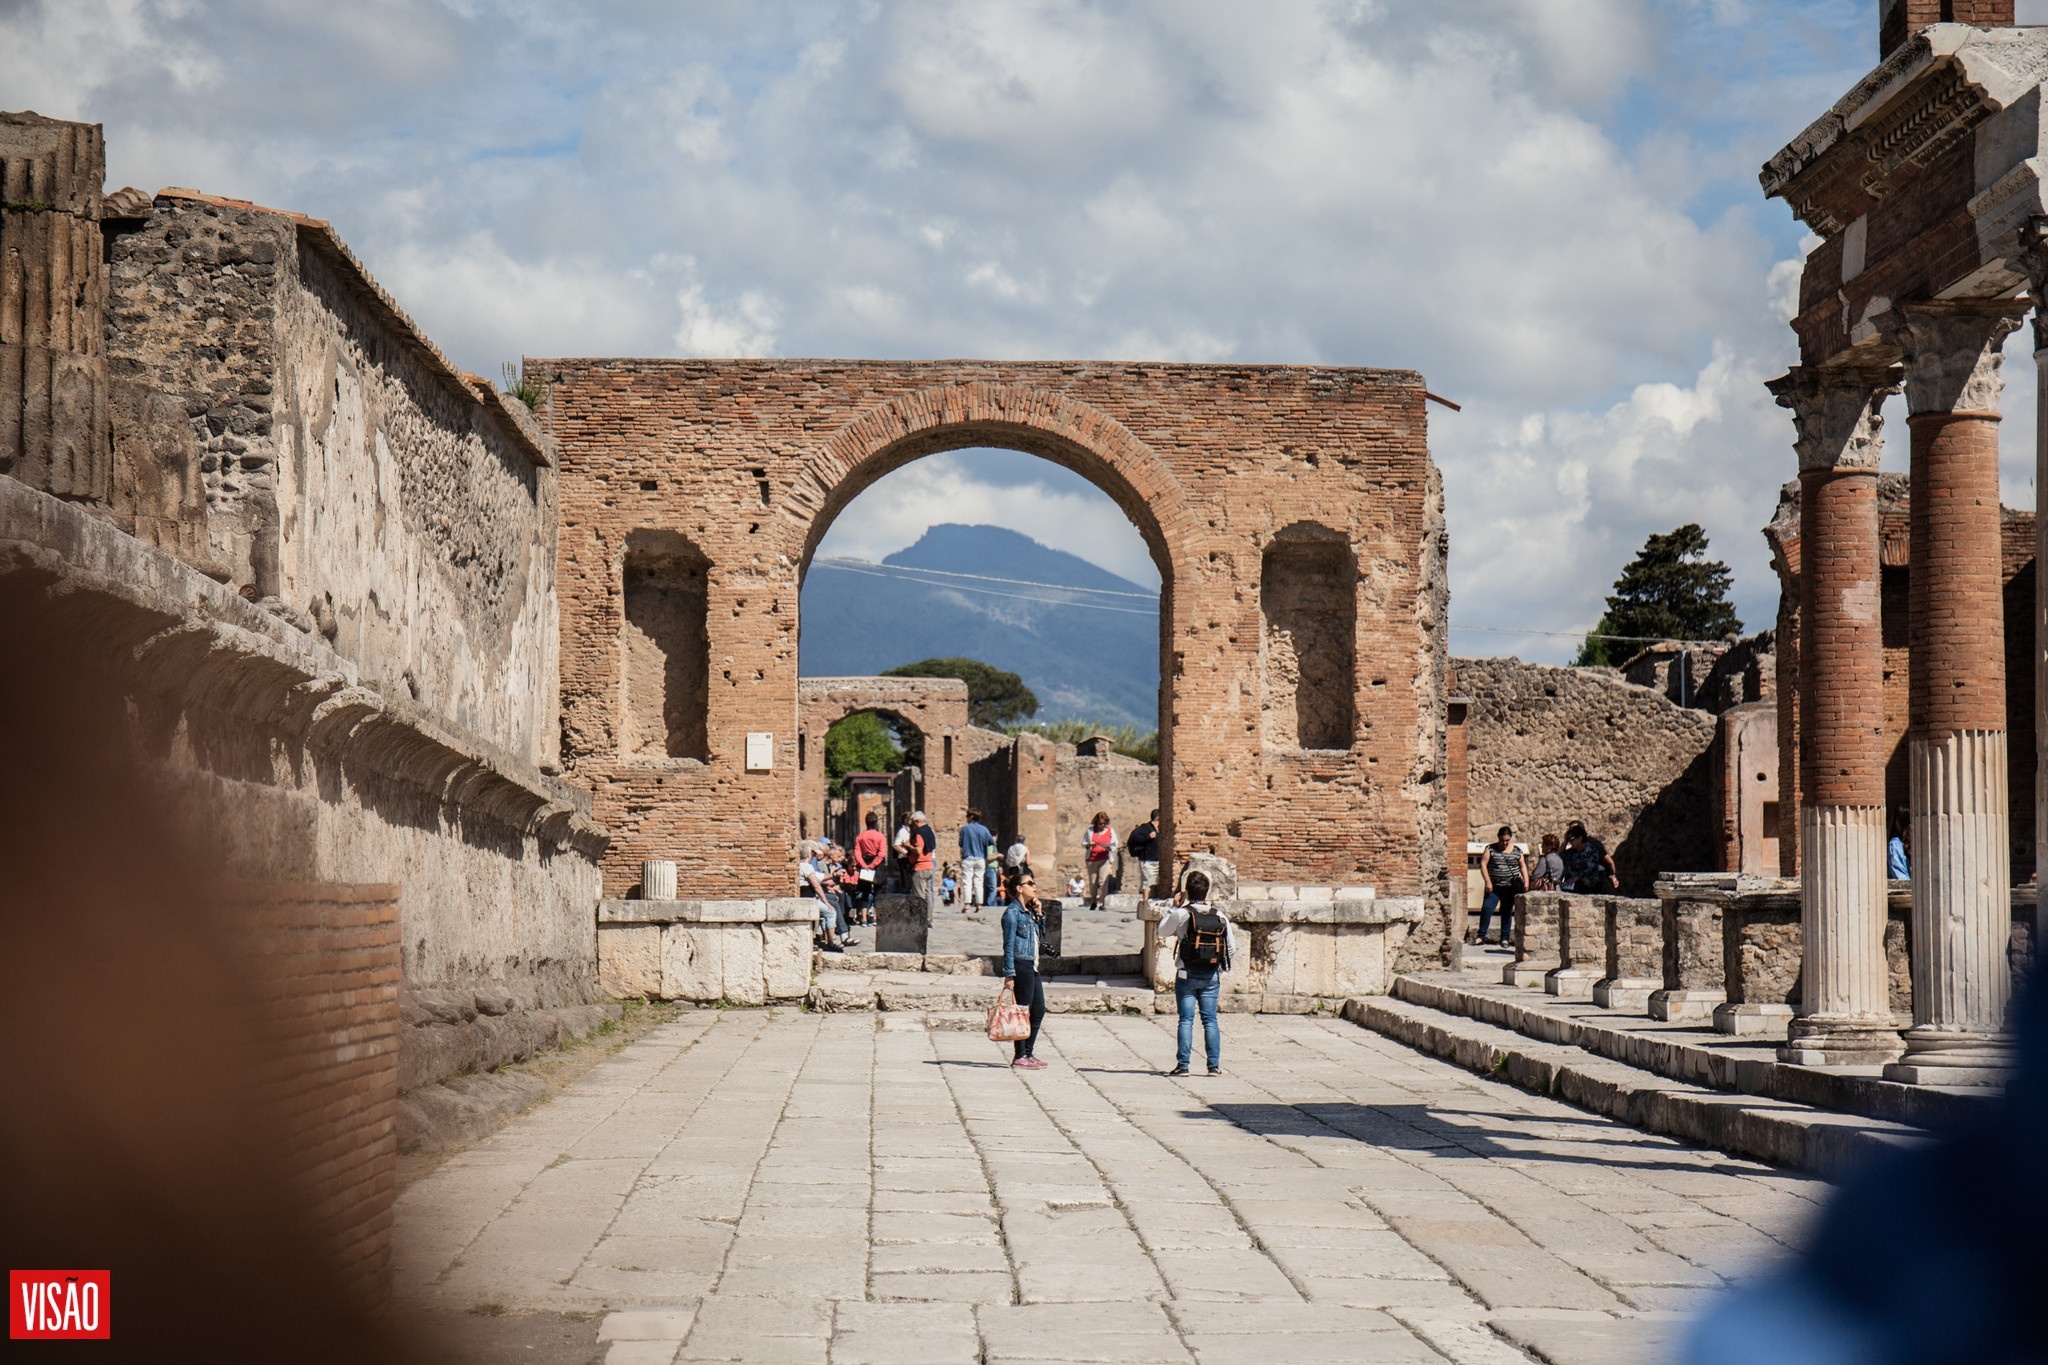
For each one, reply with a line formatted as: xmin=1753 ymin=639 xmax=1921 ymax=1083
xmin=796 ymin=677 xmax=971 ymax=845
xmin=789 ymin=382 xmax=1202 ymax=585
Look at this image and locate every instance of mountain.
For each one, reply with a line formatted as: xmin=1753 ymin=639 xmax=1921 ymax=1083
xmin=800 ymin=524 xmax=1162 ymax=729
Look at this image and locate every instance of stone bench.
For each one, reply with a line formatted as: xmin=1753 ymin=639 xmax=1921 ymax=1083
xmin=1139 ymin=893 xmax=1424 ymax=1001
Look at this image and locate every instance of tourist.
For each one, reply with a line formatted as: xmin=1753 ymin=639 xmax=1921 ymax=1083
xmin=1529 ymin=832 xmax=1564 ymax=892
xmin=1005 ymin=837 xmax=1032 ymax=881
xmin=1561 ymin=821 xmax=1618 ymax=894
xmin=1156 ymin=869 xmax=1235 ymax=1076
xmin=850 ymin=810 xmax=887 ymax=925
xmin=1083 ymin=811 xmax=1118 ymax=910
xmin=1126 ymin=809 xmax=1161 ymax=898
xmin=984 ymin=857 xmax=999 ymax=907
xmin=800 ymin=841 xmax=844 ymax=951
xmin=1477 ymin=826 xmax=1528 ymax=946
xmin=895 ymin=810 xmax=938 ymax=911
xmin=959 ymin=808 xmax=995 ymax=908
xmin=941 ymin=863 xmax=958 ymax=908
xmin=1888 ymin=810 xmax=1911 ymax=880
xmin=999 ymin=867 xmax=1049 ymax=1070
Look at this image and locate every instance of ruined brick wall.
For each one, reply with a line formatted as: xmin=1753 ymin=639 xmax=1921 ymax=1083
xmin=1049 ymin=746 xmax=1160 ymax=882
xmin=548 ymin=362 xmax=1447 ymax=903
xmin=1770 ymin=476 xmax=2036 ymax=880
xmin=962 ymin=725 xmax=1016 ymax=844
xmin=105 ymin=191 xmax=560 ymax=768
xmin=1881 ymin=0 xmax=2014 ymax=58
xmin=231 ymin=882 xmax=400 ymax=1304
xmin=796 ymin=676 xmax=968 ymax=848
xmin=1454 ymin=656 xmax=1717 ymax=893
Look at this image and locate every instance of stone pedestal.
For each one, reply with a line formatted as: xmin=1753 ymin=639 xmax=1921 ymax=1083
xmin=598 ymin=898 xmax=813 ymax=1004
xmin=874 ymin=894 xmax=930 ymax=956
xmin=1593 ymin=897 xmax=1662 ymax=1013
xmin=1713 ymin=883 xmax=1802 ymax=1038
xmin=1507 ymin=892 xmax=1563 ymax=988
xmin=1139 ymin=892 xmax=1423 ymax=1002
xmin=1651 ymin=876 xmax=1728 ymax=1022
xmin=1544 ymin=895 xmax=1603 ymax=1001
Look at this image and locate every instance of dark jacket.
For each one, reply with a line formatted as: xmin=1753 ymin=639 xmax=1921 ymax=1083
xmin=1000 ymin=900 xmax=1042 ymax=977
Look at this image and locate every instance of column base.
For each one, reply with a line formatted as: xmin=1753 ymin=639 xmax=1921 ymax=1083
xmin=1543 ymin=968 xmax=1598 ymax=1001
xmin=1648 ymin=988 xmax=1724 ymax=1023
xmin=1502 ymin=960 xmax=1547 ymax=988
xmin=1712 ymin=1002 xmax=1793 ymax=1036
xmin=1777 ymin=1016 xmax=1903 ymax=1067
xmin=1882 ymin=1028 xmax=2015 ymax=1087
xmin=1592 ymin=977 xmax=1659 ymax=1012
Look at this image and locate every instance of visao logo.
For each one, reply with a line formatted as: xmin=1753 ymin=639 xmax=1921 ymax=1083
xmin=11 ymin=1270 xmax=111 ymax=1340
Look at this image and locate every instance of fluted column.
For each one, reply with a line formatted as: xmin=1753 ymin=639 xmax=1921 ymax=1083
xmin=1768 ymin=366 xmax=1904 ymax=1066
xmin=1881 ymin=301 xmax=2026 ymax=1087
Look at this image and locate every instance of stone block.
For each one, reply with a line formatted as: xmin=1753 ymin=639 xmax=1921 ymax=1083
xmin=661 ymin=922 xmax=723 ymax=1002
xmin=1183 ymin=852 xmax=1238 ymax=901
xmin=719 ymin=925 xmax=768 ymax=1007
xmin=1713 ymin=1001 xmax=1794 ymax=1036
xmin=598 ymin=924 xmax=663 ymax=999
xmin=763 ymin=922 xmax=811 ymax=1001
xmin=875 ymin=895 xmax=928 ymax=955
xmin=1544 ymin=968 xmax=1598 ymax=1001
xmin=1332 ymin=925 xmax=1391 ymax=996
xmin=1648 ymin=988 xmax=1724 ymax=1022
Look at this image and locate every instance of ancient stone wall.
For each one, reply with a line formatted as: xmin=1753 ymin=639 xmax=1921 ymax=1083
xmin=1049 ymin=745 xmax=1160 ymax=882
xmin=796 ymin=676 xmax=969 ymax=851
xmin=549 ymin=361 xmax=1448 ymax=906
xmin=1454 ymin=655 xmax=1718 ymax=893
xmin=105 ymin=189 xmax=560 ymax=769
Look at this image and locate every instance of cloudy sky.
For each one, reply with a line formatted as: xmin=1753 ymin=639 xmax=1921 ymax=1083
xmin=8 ymin=0 xmax=2043 ymax=658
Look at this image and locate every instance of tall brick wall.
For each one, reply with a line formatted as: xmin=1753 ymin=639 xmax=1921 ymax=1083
xmin=228 ymin=882 xmax=401 ymax=1304
xmin=1881 ymin=0 xmax=2015 ymax=58
xmin=548 ymin=362 xmax=1447 ymax=902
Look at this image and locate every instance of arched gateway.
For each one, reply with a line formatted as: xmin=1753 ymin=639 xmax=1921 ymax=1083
xmin=549 ymin=360 xmax=1448 ymax=932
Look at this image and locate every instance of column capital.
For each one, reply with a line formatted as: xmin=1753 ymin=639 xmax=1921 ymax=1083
xmin=1766 ymin=365 xmax=1901 ymax=473
xmin=1876 ymin=300 xmax=2028 ymax=417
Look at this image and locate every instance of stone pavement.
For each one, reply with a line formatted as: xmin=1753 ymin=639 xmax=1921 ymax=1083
xmin=394 ymin=1009 xmax=1825 ymax=1364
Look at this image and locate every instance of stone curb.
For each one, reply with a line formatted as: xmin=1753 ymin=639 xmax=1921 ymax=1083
xmin=1340 ymin=995 xmax=1927 ymax=1176
xmin=1391 ymin=974 xmax=1990 ymax=1130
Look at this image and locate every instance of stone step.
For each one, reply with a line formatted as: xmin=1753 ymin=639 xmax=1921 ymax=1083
xmin=1391 ymin=971 xmax=1991 ymax=1131
xmin=808 ymin=969 xmax=1155 ymax=1014
xmin=1341 ymin=993 xmax=1925 ymax=1176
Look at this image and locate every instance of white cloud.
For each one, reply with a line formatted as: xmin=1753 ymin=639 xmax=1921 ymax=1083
xmin=673 ymin=272 xmax=778 ymax=358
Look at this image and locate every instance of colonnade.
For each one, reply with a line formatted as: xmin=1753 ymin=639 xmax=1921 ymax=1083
xmin=1771 ymin=300 xmax=2028 ymax=1085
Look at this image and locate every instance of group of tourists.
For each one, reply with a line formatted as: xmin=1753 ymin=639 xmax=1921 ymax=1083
xmin=1472 ymin=820 xmax=1620 ymax=947
xmin=999 ymin=861 xmax=1230 ymax=1076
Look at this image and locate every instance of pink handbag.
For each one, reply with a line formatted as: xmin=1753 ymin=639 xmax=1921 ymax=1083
xmin=986 ymin=984 xmax=1032 ymax=1042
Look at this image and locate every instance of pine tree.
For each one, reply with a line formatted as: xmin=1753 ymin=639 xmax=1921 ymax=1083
xmin=1574 ymin=524 xmax=1740 ymax=667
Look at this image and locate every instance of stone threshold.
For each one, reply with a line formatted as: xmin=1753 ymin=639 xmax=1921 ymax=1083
xmin=827 ymin=949 xmax=1144 ymax=977
xmin=1341 ymin=993 xmax=1923 ymax=1176
xmin=1391 ymin=972 xmax=1991 ymax=1132
xmin=805 ymin=966 xmax=1348 ymax=1017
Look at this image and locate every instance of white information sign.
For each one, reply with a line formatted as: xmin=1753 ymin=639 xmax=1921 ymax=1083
xmin=745 ymin=732 xmax=774 ymax=771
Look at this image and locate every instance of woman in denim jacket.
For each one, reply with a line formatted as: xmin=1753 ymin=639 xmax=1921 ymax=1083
xmin=999 ymin=867 xmax=1049 ymax=1070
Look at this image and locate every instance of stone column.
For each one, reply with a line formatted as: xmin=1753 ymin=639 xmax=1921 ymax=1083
xmin=1881 ymin=301 xmax=2026 ymax=1087
xmin=1766 ymin=367 xmax=1904 ymax=1066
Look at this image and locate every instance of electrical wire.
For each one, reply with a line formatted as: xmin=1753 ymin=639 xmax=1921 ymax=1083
xmin=811 ymin=555 xmax=1160 ymax=599
xmin=810 ymin=559 xmax=1159 ymax=616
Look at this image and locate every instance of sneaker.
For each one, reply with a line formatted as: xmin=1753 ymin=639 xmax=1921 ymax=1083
xmin=1018 ymin=1056 xmax=1047 ymax=1070
xmin=1166 ymin=1066 xmax=1190 ymax=1077
xmin=1208 ymin=1067 xmax=1224 ymax=1076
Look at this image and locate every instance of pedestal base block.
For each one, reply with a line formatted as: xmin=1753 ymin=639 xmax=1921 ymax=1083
xmin=1713 ymin=1002 xmax=1794 ymax=1036
xmin=1778 ymin=1017 xmax=1903 ymax=1067
xmin=1502 ymin=962 xmax=1547 ymax=988
xmin=1648 ymin=988 xmax=1725 ymax=1022
xmin=1543 ymin=968 xmax=1598 ymax=1001
xmin=1883 ymin=1028 xmax=2014 ymax=1087
xmin=1592 ymin=977 xmax=1659 ymax=1012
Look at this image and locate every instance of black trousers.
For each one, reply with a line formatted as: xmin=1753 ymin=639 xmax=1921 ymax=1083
xmin=1012 ymin=961 xmax=1047 ymax=1060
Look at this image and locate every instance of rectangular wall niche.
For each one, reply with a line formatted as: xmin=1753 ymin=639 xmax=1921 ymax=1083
xmin=1261 ymin=537 xmax=1355 ymax=751
xmin=621 ymin=529 xmax=710 ymax=760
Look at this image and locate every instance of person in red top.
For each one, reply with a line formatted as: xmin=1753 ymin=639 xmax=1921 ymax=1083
xmin=850 ymin=810 xmax=888 ymax=926
xmin=1083 ymin=811 xmax=1117 ymax=911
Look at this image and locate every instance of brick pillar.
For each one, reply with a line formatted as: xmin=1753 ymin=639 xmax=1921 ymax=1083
xmin=1767 ymin=367 xmax=1904 ymax=1065
xmin=1881 ymin=301 xmax=2026 ymax=1086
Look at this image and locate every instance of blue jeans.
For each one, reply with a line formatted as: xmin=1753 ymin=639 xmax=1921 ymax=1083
xmin=1175 ymin=970 xmax=1221 ymax=1070
xmin=1479 ymin=883 xmax=1519 ymax=944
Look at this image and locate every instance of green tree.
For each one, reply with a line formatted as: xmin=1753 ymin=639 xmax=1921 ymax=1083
xmin=1004 ymin=719 xmax=1158 ymax=766
xmin=881 ymin=657 xmax=1039 ymax=728
xmin=1574 ymin=524 xmax=1741 ymax=667
xmin=823 ymin=711 xmax=903 ymax=797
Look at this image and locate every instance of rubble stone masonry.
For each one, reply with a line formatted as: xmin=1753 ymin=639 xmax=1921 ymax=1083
xmin=546 ymin=361 xmax=1450 ymax=931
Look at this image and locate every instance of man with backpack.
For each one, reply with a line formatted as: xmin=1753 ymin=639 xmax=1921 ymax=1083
xmin=1155 ymin=869 xmax=1235 ymax=1076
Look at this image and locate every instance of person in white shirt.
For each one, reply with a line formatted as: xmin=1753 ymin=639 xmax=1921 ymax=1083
xmin=1156 ymin=870 xmax=1236 ymax=1076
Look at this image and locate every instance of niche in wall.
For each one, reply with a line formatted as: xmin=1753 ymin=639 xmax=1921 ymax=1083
xmin=1261 ymin=531 xmax=1355 ymax=751
xmin=621 ymin=529 xmax=710 ymax=760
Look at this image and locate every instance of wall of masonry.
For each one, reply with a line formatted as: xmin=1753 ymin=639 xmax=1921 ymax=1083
xmin=547 ymin=361 xmax=1449 ymax=911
